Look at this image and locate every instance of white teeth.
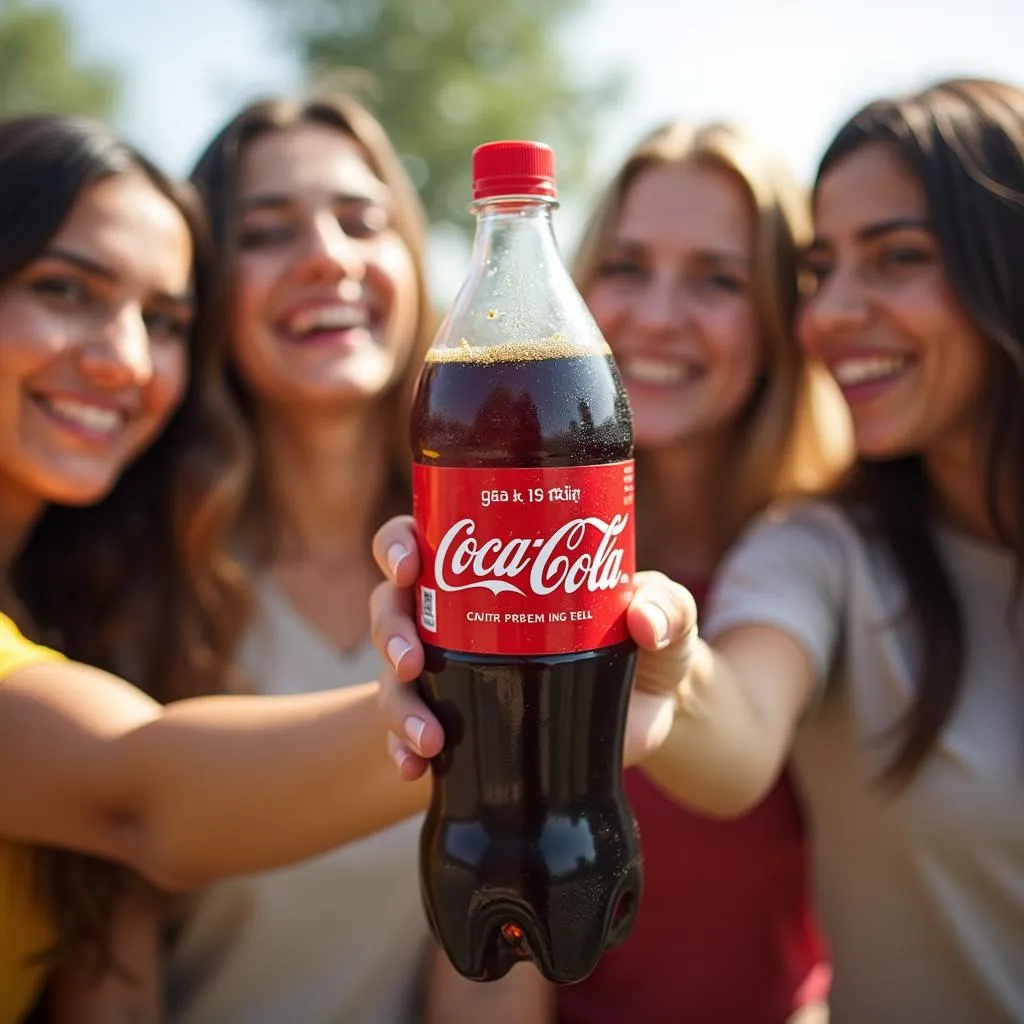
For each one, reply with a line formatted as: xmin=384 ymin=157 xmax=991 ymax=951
xmin=831 ymin=356 xmax=909 ymax=387
xmin=620 ymin=357 xmax=695 ymax=386
xmin=286 ymin=305 xmax=366 ymax=336
xmin=42 ymin=398 xmax=124 ymax=433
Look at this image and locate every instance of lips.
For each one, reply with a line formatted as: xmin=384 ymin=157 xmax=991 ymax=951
xmin=31 ymin=394 xmax=130 ymax=440
xmin=618 ymin=356 xmax=701 ymax=387
xmin=824 ymin=351 xmax=916 ymax=408
xmin=278 ymin=302 xmax=371 ymax=344
xmin=830 ymin=354 xmax=912 ymax=388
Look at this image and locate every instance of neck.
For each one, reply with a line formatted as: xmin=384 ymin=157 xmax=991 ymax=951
xmin=638 ymin=435 xmax=736 ymax=580
xmin=0 ymin=475 xmax=44 ymax=612
xmin=255 ymin=403 xmax=390 ymax=566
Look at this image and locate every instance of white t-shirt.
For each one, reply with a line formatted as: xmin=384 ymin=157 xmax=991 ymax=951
xmin=167 ymin=580 xmax=430 ymax=1024
xmin=705 ymin=501 xmax=1024 ymax=1024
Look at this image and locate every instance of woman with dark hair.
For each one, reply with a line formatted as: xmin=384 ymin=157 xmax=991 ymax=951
xmin=371 ymin=78 xmax=1024 ymax=1022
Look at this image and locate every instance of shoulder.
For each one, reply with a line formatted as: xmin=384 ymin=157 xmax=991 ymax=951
xmin=0 ymin=613 xmax=64 ymax=681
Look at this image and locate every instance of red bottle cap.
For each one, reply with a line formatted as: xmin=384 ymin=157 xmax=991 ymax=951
xmin=472 ymin=141 xmax=557 ymax=200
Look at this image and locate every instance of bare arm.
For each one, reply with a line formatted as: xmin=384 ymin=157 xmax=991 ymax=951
xmin=424 ymin=947 xmax=554 ymax=1024
xmin=46 ymin=889 xmax=163 ymax=1023
xmin=0 ymin=662 xmax=429 ymax=890
xmin=641 ymin=626 xmax=818 ymax=817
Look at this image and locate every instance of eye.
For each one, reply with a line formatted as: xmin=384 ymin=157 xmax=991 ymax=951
xmin=144 ymin=310 xmax=192 ymax=343
xmin=337 ymin=204 xmax=389 ymax=239
xmin=238 ymin=224 xmax=296 ymax=249
xmin=703 ymin=272 xmax=744 ymax=294
xmin=877 ymin=246 xmax=930 ymax=270
xmin=30 ymin=276 xmax=91 ymax=305
xmin=596 ymin=259 xmax=644 ymax=279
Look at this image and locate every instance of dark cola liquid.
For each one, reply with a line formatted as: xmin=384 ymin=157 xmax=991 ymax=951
xmin=410 ymin=344 xmax=642 ymax=984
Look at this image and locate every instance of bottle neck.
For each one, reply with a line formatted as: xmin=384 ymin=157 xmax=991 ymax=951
xmin=468 ymin=196 xmax=561 ymax=269
xmin=437 ymin=192 xmax=598 ymax=353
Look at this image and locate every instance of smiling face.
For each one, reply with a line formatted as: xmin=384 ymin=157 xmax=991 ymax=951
xmin=584 ymin=161 xmax=763 ymax=451
xmin=229 ymin=123 xmax=420 ymax=412
xmin=799 ymin=142 xmax=988 ymax=463
xmin=0 ymin=171 xmax=193 ymax=513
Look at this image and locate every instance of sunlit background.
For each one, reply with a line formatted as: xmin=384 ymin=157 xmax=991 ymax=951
xmin=35 ymin=0 xmax=1024 ymax=303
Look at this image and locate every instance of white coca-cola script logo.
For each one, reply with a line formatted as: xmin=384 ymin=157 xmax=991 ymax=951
xmin=434 ymin=516 xmax=630 ymax=597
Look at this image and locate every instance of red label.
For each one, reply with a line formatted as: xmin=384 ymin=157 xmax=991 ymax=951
xmin=412 ymin=461 xmax=636 ymax=656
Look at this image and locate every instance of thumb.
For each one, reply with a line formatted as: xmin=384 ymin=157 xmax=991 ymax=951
xmin=626 ymin=572 xmax=699 ymax=699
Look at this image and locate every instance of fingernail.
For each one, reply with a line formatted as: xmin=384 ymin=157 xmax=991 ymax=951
xmin=405 ymin=715 xmax=427 ymax=754
xmin=386 ymin=636 xmax=412 ymax=672
xmin=388 ymin=732 xmax=410 ymax=772
xmin=387 ymin=543 xmax=410 ymax=578
xmin=639 ymin=602 xmax=671 ymax=648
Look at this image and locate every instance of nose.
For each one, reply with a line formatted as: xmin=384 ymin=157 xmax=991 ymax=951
xmin=634 ymin=274 xmax=684 ymax=337
xmin=77 ymin=306 xmax=153 ymax=389
xmin=296 ymin=212 xmax=366 ymax=285
xmin=804 ymin=267 xmax=871 ymax=338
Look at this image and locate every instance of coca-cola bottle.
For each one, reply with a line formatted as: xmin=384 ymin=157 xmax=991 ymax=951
xmin=410 ymin=141 xmax=641 ymax=985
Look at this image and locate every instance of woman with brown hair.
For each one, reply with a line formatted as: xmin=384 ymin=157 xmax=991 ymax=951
xmin=409 ymin=121 xmax=848 ymax=1023
xmin=164 ymin=94 xmax=437 ymax=1024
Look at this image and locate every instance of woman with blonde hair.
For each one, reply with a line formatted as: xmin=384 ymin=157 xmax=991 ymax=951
xmin=408 ymin=120 xmax=850 ymax=1022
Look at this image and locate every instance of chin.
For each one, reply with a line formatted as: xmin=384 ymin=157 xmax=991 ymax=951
xmin=36 ymin=467 xmax=122 ymax=507
xmin=852 ymin=429 xmax=915 ymax=462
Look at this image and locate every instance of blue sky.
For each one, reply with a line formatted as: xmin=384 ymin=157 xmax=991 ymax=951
xmin=54 ymin=0 xmax=1024 ymax=299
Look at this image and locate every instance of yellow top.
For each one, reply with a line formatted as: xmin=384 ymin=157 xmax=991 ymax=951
xmin=0 ymin=613 xmax=62 ymax=1023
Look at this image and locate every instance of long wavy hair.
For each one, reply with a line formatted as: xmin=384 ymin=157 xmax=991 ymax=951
xmin=189 ymin=92 xmax=435 ymax=571
xmin=573 ymin=120 xmax=852 ymax=566
xmin=815 ymin=78 xmax=1024 ymax=785
xmin=3 ymin=115 xmax=251 ymax=976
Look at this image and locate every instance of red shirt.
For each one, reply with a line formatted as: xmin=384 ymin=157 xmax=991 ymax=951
xmin=557 ymin=580 xmax=829 ymax=1024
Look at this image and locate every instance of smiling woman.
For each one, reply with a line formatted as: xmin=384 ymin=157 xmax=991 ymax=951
xmin=0 ymin=113 xmax=249 ymax=1020
xmin=0 ymin=174 xmax=193 ymax=508
xmin=164 ymin=94 xmax=438 ymax=1024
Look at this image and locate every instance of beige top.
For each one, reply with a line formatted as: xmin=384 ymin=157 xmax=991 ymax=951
xmin=167 ymin=580 xmax=429 ymax=1024
xmin=706 ymin=501 xmax=1024 ymax=1024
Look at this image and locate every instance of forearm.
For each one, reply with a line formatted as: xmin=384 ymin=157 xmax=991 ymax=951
xmin=640 ymin=638 xmax=793 ymax=817
xmin=114 ymin=683 xmax=429 ymax=889
xmin=425 ymin=948 xmax=554 ymax=1024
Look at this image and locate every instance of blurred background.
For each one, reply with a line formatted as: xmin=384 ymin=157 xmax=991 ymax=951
xmin=10 ymin=0 xmax=1022 ymax=303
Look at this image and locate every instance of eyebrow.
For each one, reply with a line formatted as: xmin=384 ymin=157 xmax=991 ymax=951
xmin=807 ymin=216 xmax=932 ymax=251
xmin=239 ymin=190 xmax=387 ymax=212
xmin=39 ymin=246 xmax=194 ymax=307
xmin=608 ymin=240 xmax=751 ymax=265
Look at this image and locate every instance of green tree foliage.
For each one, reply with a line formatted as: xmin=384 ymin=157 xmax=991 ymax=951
xmin=0 ymin=0 xmax=119 ymax=118
xmin=262 ymin=0 xmax=621 ymax=234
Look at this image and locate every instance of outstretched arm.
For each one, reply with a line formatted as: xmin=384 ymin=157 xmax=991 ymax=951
xmin=0 ymin=659 xmax=428 ymax=890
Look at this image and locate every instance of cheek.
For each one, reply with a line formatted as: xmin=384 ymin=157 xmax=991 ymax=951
xmin=886 ymin=276 xmax=953 ymax=340
xmin=702 ymin=301 xmax=762 ymax=391
xmin=374 ymin=240 xmax=417 ymax=322
xmin=0 ymin=299 xmax=67 ymax=376
xmin=233 ymin=256 xmax=277 ymax=335
xmin=229 ymin=258 xmax=284 ymax=391
xmin=372 ymin=241 xmax=421 ymax=370
xmin=584 ymin=286 xmax=627 ymax=345
xmin=146 ymin=345 xmax=189 ymax=421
